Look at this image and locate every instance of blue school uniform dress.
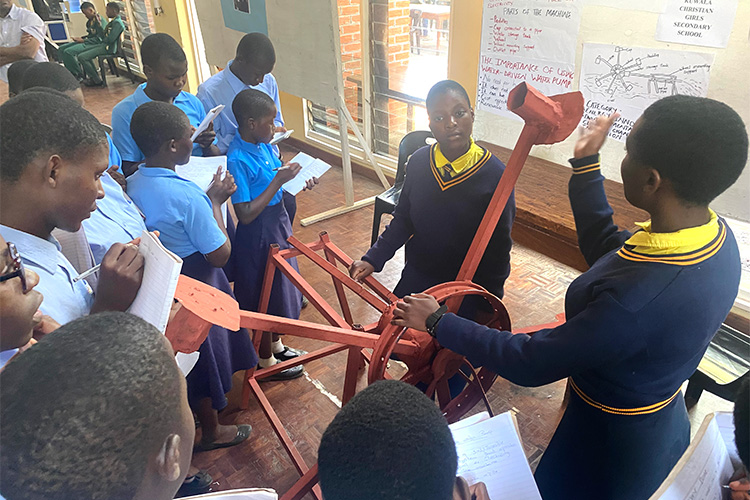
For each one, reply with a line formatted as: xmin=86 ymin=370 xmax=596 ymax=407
xmin=226 ymin=136 xmax=301 ymax=319
xmin=82 ymin=172 xmax=146 ymax=264
xmin=0 ymin=226 xmax=95 ymax=326
xmin=110 ymin=83 xmax=211 ymax=163
xmin=433 ymin=155 xmax=741 ymax=500
xmin=363 ymin=141 xmax=515 ymax=301
xmin=127 ymin=166 xmax=257 ymax=410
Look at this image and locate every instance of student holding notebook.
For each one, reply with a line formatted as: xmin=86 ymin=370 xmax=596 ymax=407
xmin=126 ymin=101 xmax=258 ymax=456
xmin=392 ymin=97 xmax=747 ymax=500
xmin=0 ymin=90 xmax=144 ymax=327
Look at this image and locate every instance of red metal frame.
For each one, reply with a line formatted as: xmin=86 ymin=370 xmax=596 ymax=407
xmin=224 ymin=83 xmax=585 ymax=500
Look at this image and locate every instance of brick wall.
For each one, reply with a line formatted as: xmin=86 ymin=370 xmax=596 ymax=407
xmin=338 ymin=0 xmax=362 ymax=121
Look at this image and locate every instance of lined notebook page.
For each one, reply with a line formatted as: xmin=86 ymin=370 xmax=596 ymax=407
xmin=649 ymin=413 xmax=733 ymax=500
xmin=127 ymin=231 xmax=183 ymax=332
xmin=176 ymin=156 xmax=228 ymax=225
xmin=282 ymin=152 xmax=331 ymax=196
xmin=449 ymin=411 xmax=542 ymax=500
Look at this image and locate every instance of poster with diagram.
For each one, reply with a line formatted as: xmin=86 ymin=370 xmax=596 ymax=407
xmin=579 ymin=43 xmax=714 ymax=142
xmin=477 ymin=0 xmax=582 ymax=120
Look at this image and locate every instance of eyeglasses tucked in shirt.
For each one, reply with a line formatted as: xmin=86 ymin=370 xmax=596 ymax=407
xmin=0 ymin=242 xmax=27 ymax=293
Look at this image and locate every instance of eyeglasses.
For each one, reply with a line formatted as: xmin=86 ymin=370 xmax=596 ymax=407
xmin=0 ymin=242 xmax=27 ymax=293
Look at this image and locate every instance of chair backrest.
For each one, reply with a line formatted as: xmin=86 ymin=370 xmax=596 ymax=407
xmin=396 ymin=130 xmax=434 ymax=185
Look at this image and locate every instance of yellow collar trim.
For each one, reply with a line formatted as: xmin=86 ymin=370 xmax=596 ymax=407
xmin=624 ymin=210 xmax=718 ymax=255
xmin=617 ymin=211 xmax=727 ymax=266
xmin=434 ymin=139 xmax=484 ymax=176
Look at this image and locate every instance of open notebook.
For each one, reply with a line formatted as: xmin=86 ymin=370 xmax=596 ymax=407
xmin=282 ymin=152 xmax=332 ymax=196
xmin=649 ymin=411 xmax=738 ymax=500
xmin=127 ymin=231 xmax=183 ymax=333
xmin=176 ymin=156 xmax=229 ymax=225
xmin=449 ymin=411 xmax=542 ymax=500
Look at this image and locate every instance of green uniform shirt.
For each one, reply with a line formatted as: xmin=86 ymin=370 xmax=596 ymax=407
xmin=102 ymin=15 xmax=125 ymax=54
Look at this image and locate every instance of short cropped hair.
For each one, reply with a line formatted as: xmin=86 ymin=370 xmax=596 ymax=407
xmin=7 ymin=59 xmax=38 ymax=96
xmin=0 ymin=312 xmax=184 ymax=500
xmin=232 ymin=88 xmax=275 ymax=125
xmin=131 ymin=100 xmax=191 ymax=157
xmin=236 ymin=32 xmax=276 ymax=69
xmin=80 ymin=1 xmax=94 ymax=10
xmin=735 ymin=378 xmax=750 ymax=469
xmin=628 ymin=95 xmax=747 ymax=205
xmin=140 ymin=32 xmax=186 ymax=70
xmin=106 ymin=1 xmax=120 ymax=13
xmin=318 ymin=380 xmax=458 ymax=500
xmin=0 ymin=89 xmax=106 ymax=182
xmin=426 ymin=79 xmax=472 ymax=109
xmin=22 ymin=61 xmax=81 ymax=93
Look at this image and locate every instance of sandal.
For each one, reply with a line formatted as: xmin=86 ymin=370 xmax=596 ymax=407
xmin=194 ymin=424 xmax=252 ymax=452
xmin=175 ymin=470 xmax=213 ymax=497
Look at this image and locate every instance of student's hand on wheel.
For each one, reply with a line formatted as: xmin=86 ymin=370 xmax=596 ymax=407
xmin=206 ymin=167 xmax=236 ymax=204
xmin=107 ymin=166 xmax=127 ymax=191
xmin=349 ymin=260 xmax=375 ymax=282
xmin=275 ymin=162 xmax=302 ymax=184
xmin=391 ymin=293 xmax=441 ymax=331
xmin=303 ymin=176 xmax=319 ymax=191
xmin=93 ymin=242 xmax=145 ymax=313
xmin=573 ymin=112 xmax=620 ymax=159
xmin=195 ymin=122 xmax=217 ymax=149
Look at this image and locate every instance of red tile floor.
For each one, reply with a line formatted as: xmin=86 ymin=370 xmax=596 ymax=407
xmin=0 ymin=73 xmax=733 ymax=498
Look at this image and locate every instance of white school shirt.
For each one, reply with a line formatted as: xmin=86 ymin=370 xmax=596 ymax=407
xmin=0 ymin=4 xmax=48 ymax=82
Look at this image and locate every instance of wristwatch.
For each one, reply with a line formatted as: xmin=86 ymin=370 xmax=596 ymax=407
xmin=425 ymin=305 xmax=448 ymax=337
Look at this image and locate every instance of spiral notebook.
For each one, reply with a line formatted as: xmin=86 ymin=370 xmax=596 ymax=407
xmin=127 ymin=231 xmax=183 ymax=333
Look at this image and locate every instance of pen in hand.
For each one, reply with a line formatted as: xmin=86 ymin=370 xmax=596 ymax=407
xmin=272 ymin=166 xmax=291 ymax=172
xmin=72 ymin=264 xmax=101 ymax=283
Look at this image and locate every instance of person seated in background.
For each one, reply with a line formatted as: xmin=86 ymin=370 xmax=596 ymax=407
xmin=57 ymin=1 xmax=105 ymax=78
xmin=318 ymin=380 xmax=489 ymax=500
xmin=6 ymin=58 xmax=37 ymax=97
xmin=21 ymin=62 xmax=146 ymax=264
xmin=729 ymin=378 xmax=750 ymax=500
xmin=77 ymin=1 xmax=125 ymax=87
xmin=112 ymin=32 xmax=219 ymax=176
xmin=0 ymin=0 xmax=47 ymax=83
xmin=392 ymin=97 xmax=747 ymax=500
xmin=127 ymin=101 xmax=257 ymax=456
xmin=0 ymin=90 xmax=144 ymax=326
xmin=0 ymin=312 xmax=195 ymax=500
xmin=0 ymin=232 xmax=59 ymax=368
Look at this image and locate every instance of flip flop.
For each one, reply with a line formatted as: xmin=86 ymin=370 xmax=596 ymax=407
xmin=194 ymin=424 xmax=252 ymax=452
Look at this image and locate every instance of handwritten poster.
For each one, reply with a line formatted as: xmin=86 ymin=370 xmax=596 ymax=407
xmin=656 ymin=0 xmax=738 ymax=48
xmin=579 ymin=43 xmax=713 ymax=142
xmin=477 ymin=0 xmax=582 ymax=119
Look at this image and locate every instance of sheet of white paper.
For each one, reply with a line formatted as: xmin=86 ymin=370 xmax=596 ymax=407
xmin=450 ymin=411 xmax=542 ymax=500
xmin=175 ymin=156 xmax=229 ymax=225
xmin=714 ymin=411 xmax=741 ymax=468
xmin=449 ymin=411 xmax=491 ymax=432
xmin=656 ymin=0 xmax=738 ymax=49
xmin=127 ymin=231 xmax=182 ymax=333
xmin=270 ymin=129 xmax=294 ymax=145
xmin=282 ymin=152 xmax=331 ymax=196
xmin=579 ymin=43 xmax=714 ymax=142
xmin=184 ymin=488 xmax=277 ymax=500
xmin=175 ymin=351 xmax=200 ymax=377
xmin=649 ymin=413 xmax=733 ymax=500
xmin=582 ymin=0 xmax=666 ymax=12
xmin=477 ymin=0 xmax=582 ymax=120
xmin=191 ymin=104 xmax=225 ymax=141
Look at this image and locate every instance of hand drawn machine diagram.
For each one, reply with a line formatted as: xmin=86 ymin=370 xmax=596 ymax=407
xmin=583 ymin=46 xmax=708 ymax=102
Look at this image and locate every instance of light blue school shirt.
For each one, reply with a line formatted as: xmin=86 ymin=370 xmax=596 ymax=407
xmin=82 ymin=172 xmax=147 ymax=264
xmin=0 ymin=349 xmax=17 ymax=368
xmin=106 ymin=132 xmax=122 ymax=169
xmin=126 ymin=167 xmax=227 ymax=259
xmin=227 ymin=134 xmax=283 ymax=206
xmin=197 ymin=62 xmax=284 ymax=154
xmin=0 ymin=225 xmax=94 ymax=326
xmin=110 ymin=83 xmax=209 ymax=163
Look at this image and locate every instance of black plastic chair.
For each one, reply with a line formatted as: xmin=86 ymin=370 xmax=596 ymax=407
xmin=370 ymin=130 xmax=434 ymax=246
xmin=97 ymin=33 xmax=136 ymax=87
